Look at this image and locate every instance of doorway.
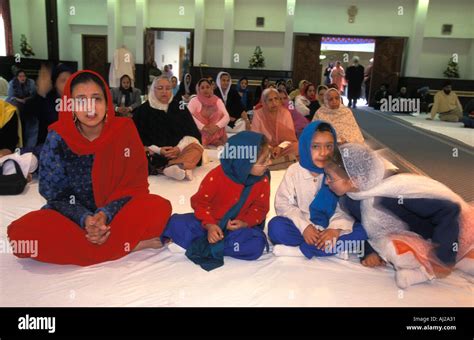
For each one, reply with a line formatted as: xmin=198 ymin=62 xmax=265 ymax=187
xmin=82 ymin=35 xmax=108 ymax=80
xmin=292 ymin=34 xmax=405 ymax=105
xmin=144 ymin=28 xmax=193 ymax=86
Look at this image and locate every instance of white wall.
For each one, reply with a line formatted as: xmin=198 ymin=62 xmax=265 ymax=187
xmin=420 ymin=38 xmax=471 ymax=79
xmin=154 ymin=31 xmax=190 ymax=79
xmin=203 ymin=29 xmax=223 ymax=67
xmin=232 ymin=31 xmax=285 ymax=70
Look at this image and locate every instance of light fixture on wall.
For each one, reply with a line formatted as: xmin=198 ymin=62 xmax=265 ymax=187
xmin=347 ymin=5 xmax=358 ymax=23
xmin=442 ymin=24 xmax=453 ymax=35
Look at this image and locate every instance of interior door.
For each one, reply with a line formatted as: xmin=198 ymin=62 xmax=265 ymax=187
xmin=82 ymin=35 xmax=108 ymax=80
xmin=370 ymin=37 xmax=405 ymax=102
xmin=292 ymin=34 xmax=322 ymax=86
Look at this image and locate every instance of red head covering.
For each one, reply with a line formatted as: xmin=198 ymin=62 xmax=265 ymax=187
xmin=302 ymin=82 xmax=317 ymax=101
xmin=49 ymin=70 xmax=149 ymax=207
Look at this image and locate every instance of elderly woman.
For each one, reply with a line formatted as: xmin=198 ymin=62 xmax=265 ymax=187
xmin=111 ymin=74 xmax=142 ymax=117
xmin=251 ymin=87 xmax=298 ymax=170
xmin=313 ymin=88 xmax=364 ymax=144
xmin=7 ymin=70 xmax=172 ymax=266
xmin=133 ymin=76 xmax=203 ymax=181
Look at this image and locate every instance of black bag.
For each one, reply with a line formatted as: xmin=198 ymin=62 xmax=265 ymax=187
xmin=0 ymin=159 xmax=28 ymax=195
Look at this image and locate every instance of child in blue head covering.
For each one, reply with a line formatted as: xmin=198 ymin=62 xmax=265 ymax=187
xmin=161 ymin=131 xmax=272 ymax=271
xmin=268 ymin=121 xmax=368 ymax=259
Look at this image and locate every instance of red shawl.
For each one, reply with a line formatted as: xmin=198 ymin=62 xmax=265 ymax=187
xmin=49 ymin=70 xmax=149 ymax=207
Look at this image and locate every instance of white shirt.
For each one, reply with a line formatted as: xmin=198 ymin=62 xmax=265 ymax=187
xmin=274 ymin=162 xmax=354 ymax=235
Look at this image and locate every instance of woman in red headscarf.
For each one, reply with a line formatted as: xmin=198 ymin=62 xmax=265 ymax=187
xmin=295 ymin=82 xmax=320 ymax=121
xmin=7 ymin=70 xmax=172 ymax=266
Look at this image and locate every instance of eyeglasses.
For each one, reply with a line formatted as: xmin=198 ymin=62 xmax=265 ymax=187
xmin=325 ymin=176 xmax=344 ymax=184
xmin=155 ymin=86 xmax=172 ymax=91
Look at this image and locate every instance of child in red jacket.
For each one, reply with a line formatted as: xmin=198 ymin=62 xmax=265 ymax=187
xmin=161 ymin=131 xmax=271 ymax=270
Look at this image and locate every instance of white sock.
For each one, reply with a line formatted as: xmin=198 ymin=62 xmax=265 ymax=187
xmin=395 ymin=267 xmax=431 ymax=289
xmin=168 ymin=242 xmax=186 ymax=254
xmin=385 ymin=241 xmax=421 ymax=269
xmin=272 ymin=245 xmax=304 ymax=257
xmin=185 ymin=169 xmax=194 ymax=181
xmin=455 ymin=257 xmax=474 ymax=276
xmin=163 ymin=165 xmax=186 ymax=181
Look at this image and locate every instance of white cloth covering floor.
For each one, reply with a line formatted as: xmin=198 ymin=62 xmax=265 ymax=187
xmin=394 ymin=113 xmax=474 ymax=147
xmin=0 ymin=150 xmax=472 ymax=307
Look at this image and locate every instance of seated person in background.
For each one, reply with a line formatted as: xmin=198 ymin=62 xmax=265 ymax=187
xmin=0 ymin=100 xmax=22 ymax=156
xmin=176 ymin=73 xmax=195 ymax=104
xmin=188 ymin=78 xmax=230 ymax=147
xmin=289 ymin=79 xmax=308 ymax=101
xmin=254 ymin=76 xmax=270 ymax=105
xmin=161 ymin=131 xmax=271 ymax=271
xmin=461 ymin=99 xmax=474 ymax=129
xmin=7 ymin=70 xmax=172 ymax=266
xmin=396 ymin=86 xmax=409 ymax=99
xmin=312 ymin=88 xmax=365 ymax=144
xmin=215 ymin=71 xmax=250 ymax=132
xmin=6 ymin=69 xmax=36 ymax=111
xmin=21 ymin=64 xmax=73 ymax=158
xmin=268 ymin=121 xmax=367 ymax=259
xmin=171 ymin=76 xmax=179 ymax=96
xmin=428 ymin=80 xmax=463 ymax=122
xmin=286 ymin=79 xmax=294 ymax=93
xmin=133 ymin=76 xmax=203 ymax=181
xmin=278 ymin=89 xmax=308 ymax=138
xmin=111 ymin=74 xmax=142 ymax=117
xmin=295 ymin=83 xmax=320 ymax=121
xmin=316 ymin=85 xmax=328 ymax=108
xmin=324 ymin=143 xmax=473 ymax=288
xmin=251 ymin=88 xmax=298 ymax=170
xmin=276 ymin=79 xmax=287 ymax=92
xmin=236 ymin=77 xmax=254 ymax=111
xmin=0 ymin=75 xmax=9 ymax=96
xmin=147 ymin=61 xmax=162 ymax=84
xmin=372 ymin=83 xmax=390 ymax=110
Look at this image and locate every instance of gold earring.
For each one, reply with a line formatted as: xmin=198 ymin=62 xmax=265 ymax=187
xmin=73 ymin=113 xmax=78 ymax=122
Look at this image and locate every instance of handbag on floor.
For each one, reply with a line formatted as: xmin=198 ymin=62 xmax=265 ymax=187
xmin=0 ymin=159 xmax=27 ymax=195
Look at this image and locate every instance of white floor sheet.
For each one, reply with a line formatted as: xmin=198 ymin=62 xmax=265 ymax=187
xmin=1 ymin=151 xmax=472 ymax=307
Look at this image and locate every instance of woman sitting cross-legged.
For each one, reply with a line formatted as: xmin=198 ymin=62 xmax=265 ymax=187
xmin=161 ymin=131 xmax=272 ymax=271
xmin=187 ymin=78 xmax=230 ymax=147
xmin=251 ymin=88 xmax=299 ymax=170
xmin=7 ymin=70 xmax=172 ymax=266
xmin=133 ymin=76 xmax=204 ymax=181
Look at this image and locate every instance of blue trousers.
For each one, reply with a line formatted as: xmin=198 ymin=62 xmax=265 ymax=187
xmin=162 ymin=213 xmax=268 ymax=260
xmin=268 ymin=216 xmax=368 ymax=259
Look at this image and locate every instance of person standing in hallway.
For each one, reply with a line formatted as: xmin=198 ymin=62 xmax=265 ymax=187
xmin=345 ymin=57 xmax=365 ymax=109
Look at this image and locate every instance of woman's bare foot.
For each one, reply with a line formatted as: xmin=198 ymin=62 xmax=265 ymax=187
xmin=361 ymin=253 xmax=387 ymax=267
xmin=132 ymin=237 xmax=164 ymax=252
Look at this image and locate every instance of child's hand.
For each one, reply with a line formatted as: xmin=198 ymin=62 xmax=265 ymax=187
xmin=226 ymin=219 xmax=248 ymax=231
xmin=206 ymin=224 xmax=224 ymax=244
xmin=315 ymin=228 xmax=341 ymax=251
xmin=303 ymin=224 xmax=320 ymax=245
xmin=361 ymin=253 xmax=386 ymax=267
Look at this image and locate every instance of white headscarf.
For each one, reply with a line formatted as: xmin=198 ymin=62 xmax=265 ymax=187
xmin=340 ymin=143 xmax=474 ymax=262
xmin=148 ymin=76 xmax=174 ymax=111
xmin=215 ymin=71 xmax=231 ymax=104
